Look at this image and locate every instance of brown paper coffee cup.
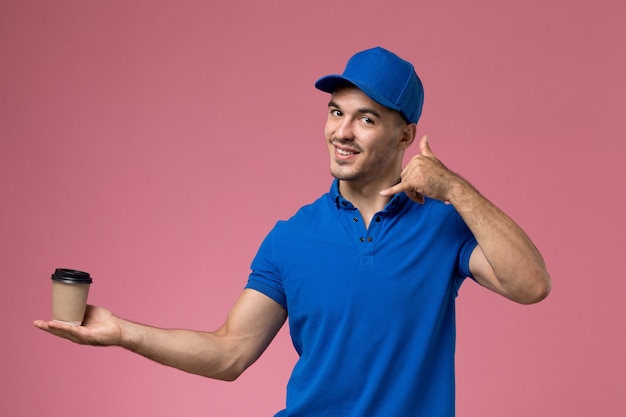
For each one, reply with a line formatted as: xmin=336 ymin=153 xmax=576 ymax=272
xmin=51 ymin=269 xmax=92 ymax=326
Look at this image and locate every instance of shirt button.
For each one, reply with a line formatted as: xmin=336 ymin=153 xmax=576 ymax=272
xmin=353 ymin=218 xmax=359 ymax=222
xmin=367 ymin=237 xmax=373 ymax=242
xmin=375 ymin=216 xmax=381 ymax=222
xmin=359 ymin=237 xmax=365 ymax=242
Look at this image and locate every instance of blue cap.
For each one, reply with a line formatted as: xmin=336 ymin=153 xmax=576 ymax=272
xmin=315 ymin=47 xmax=424 ymax=124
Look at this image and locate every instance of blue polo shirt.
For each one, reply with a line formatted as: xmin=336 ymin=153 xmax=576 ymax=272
xmin=246 ymin=179 xmax=477 ymax=417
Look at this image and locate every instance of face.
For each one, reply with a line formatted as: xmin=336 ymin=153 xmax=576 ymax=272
xmin=325 ymin=85 xmax=414 ymax=185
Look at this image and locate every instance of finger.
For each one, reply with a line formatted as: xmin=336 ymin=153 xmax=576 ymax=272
xmin=406 ymin=190 xmax=425 ymax=204
xmin=419 ymin=135 xmax=435 ymax=158
xmin=33 ymin=320 xmax=50 ymax=330
xmin=380 ymin=182 xmax=407 ymax=197
xmin=34 ymin=320 xmax=76 ymax=340
xmin=47 ymin=319 xmax=78 ymax=330
xmin=381 ymin=184 xmax=425 ymax=204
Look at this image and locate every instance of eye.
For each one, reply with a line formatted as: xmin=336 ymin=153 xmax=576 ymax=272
xmin=330 ymin=109 xmax=342 ymax=117
xmin=360 ymin=116 xmax=374 ymax=125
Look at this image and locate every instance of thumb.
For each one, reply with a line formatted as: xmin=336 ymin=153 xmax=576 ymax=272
xmin=419 ymin=135 xmax=435 ymax=158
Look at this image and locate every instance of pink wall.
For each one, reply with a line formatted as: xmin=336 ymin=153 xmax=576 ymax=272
xmin=2 ymin=0 xmax=625 ymax=415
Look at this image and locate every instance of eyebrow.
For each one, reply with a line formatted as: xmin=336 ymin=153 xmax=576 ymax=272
xmin=328 ymin=100 xmax=383 ymax=120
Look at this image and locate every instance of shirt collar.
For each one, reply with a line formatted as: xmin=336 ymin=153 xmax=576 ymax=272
xmin=330 ymin=178 xmax=408 ymax=213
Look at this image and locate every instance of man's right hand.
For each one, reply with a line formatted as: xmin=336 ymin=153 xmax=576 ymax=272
xmin=34 ymin=305 xmax=123 ymax=346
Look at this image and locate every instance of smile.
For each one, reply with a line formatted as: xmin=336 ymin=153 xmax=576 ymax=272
xmin=336 ymin=148 xmax=358 ymax=156
xmin=332 ymin=142 xmax=361 ymax=159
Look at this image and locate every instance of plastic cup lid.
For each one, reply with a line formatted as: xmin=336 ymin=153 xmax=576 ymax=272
xmin=51 ymin=268 xmax=93 ymax=284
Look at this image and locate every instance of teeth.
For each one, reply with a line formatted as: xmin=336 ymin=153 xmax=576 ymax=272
xmin=337 ymin=148 xmax=356 ymax=155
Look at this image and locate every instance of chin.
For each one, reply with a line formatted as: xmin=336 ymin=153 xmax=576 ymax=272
xmin=330 ymin=169 xmax=361 ymax=182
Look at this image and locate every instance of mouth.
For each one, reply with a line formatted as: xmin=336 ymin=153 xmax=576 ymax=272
xmin=333 ymin=143 xmax=361 ymax=159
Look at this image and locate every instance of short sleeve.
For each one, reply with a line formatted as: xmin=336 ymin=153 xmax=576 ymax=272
xmin=455 ymin=213 xmax=478 ymax=280
xmin=245 ymin=227 xmax=288 ymax=311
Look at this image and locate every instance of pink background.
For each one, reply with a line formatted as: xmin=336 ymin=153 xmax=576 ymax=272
xmin=2 ymin=0 xmax=625 ymax=415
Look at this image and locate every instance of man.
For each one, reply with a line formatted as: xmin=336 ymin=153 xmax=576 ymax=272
xmin=35 ymin=47 xmax=550 ymax=416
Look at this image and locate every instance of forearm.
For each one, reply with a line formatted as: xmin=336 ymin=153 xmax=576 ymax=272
xmin=447 ymin=179 xmax=551 ymax=303
xmin=116 ymin=289 xmax=285 ymax=380
xmin=117 ymin=319 xmax=245 ymax=381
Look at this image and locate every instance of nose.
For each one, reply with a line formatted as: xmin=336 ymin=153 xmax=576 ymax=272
xmin=333 ymin=117 xmax=355 ymax=141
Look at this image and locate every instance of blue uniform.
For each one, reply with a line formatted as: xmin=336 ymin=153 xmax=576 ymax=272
xmin=246 ymin=179 xmax=478 ymax=417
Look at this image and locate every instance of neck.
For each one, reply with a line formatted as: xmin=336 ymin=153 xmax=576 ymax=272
xmin=338 ymin=177 xmax=399 ymax=228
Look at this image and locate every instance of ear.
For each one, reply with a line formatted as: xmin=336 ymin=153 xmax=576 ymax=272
xmin=398 ymin=123 xmax=417 ymax=150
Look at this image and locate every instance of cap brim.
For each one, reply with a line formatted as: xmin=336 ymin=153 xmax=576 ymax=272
xmin=314 ymin=75 xmax=348 ymax=93
xmin=314 ymin=75 xmax=402 ymax=114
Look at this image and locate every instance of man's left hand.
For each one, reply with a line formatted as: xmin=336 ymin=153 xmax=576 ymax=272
xmin=380 ymin=135 xmax=461 ymax=204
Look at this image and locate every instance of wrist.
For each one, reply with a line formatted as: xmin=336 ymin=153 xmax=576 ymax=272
xmin=445 ymin=176 xmax=478 ymax=207
xmin=117 ymin=318 xmax=142 ymax=350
